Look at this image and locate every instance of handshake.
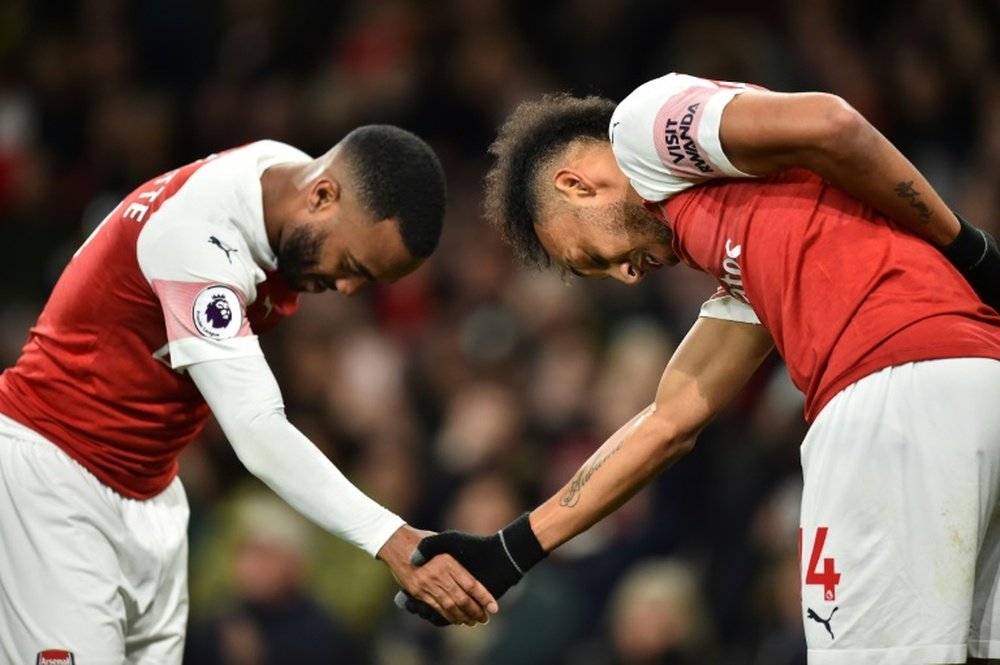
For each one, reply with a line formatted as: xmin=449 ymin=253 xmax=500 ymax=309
xmin=393 ymin=512 xmax=548 ymax=627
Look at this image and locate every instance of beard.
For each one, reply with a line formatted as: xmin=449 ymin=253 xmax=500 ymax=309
xmin=581 ymin=199 xmax=673 ymax=245
xmin=277 ymin=224 xmax=325 ymax=291
xmin=622 ymin=199 xmax=673 ymax=245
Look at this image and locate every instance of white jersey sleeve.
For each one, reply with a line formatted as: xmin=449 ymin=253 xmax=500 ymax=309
xmin=610 ymin=73 xmax=758 ymax=201
xmin=137 ymin=217 xmax=266 ymax=369
xmin=188 ymin=355 xmax=405 ymax=557
xmin=699 ymin=291 xmax=761 ymax=325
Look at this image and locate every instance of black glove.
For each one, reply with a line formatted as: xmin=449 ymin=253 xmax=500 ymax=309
xmin=394 ymin=593 xmax=451 ymax=627
xmin=394 ymin=512 xmax=547 ymax=627
xmin=940 ymin=212 xmax=1000 ymax=313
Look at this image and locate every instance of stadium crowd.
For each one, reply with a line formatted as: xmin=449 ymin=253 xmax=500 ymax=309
xmin=1 ymin=0 xmax=998 ymax=663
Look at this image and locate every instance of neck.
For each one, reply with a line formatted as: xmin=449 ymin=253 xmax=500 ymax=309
xmin=260 ymin=162 xmax=300 ymax=252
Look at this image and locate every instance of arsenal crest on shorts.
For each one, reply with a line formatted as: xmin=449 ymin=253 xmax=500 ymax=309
xmin=36 ymin=650 xmax=75 ymax=665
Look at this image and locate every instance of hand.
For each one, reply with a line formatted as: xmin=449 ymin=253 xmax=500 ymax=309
xmin=941 ymin=212 xmax=1000 ymax=313
xmin=377 ymin=524 xmax=497 ymax=626
xmin=395 ymin=512 xmax=547 ymax=626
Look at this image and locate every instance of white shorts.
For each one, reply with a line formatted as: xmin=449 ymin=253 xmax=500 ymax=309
xmin=800 ymin=358 xmax=1000 ymax=665
xmin=0 ymin=414 xmax=189 ymax=665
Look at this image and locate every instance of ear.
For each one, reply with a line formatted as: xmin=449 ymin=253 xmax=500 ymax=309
xmin=553 ymin=167 xmax=598 ymax=203
xmin=307 ymin=178 xmax=341 ymax=213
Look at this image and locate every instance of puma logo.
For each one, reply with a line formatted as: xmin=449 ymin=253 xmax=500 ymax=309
xmin=209 ymin=235 xmax=238 ymax=263
xmin=807 ymin=606 xmax=838 ymax=639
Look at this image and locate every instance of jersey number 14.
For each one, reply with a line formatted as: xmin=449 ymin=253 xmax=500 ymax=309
xmin=800 ymin=527 xmax=841 ymax=601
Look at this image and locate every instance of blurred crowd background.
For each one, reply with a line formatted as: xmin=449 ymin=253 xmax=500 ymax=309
xmin=1 ymin=0 xmax=999 ymax=663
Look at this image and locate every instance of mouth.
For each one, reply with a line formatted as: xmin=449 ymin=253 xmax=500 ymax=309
xmin=646 ymin=249 xmax=681 ymax=269
xmin=640 ymin=253 xmax=665 ymax=272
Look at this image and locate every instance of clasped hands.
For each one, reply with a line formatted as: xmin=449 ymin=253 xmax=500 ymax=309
xmin=380 ymin=513 xmax=547 ymax=627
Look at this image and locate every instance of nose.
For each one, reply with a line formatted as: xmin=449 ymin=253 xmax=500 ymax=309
xmin=334 ymin=276 xmax=366 ymax=296
xmin=614 ymin=261 xmax=644 ymax=285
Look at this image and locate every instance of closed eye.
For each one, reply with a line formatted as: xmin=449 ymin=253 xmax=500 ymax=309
xmin=565 ymin=251 xmax=608 ymax=278
xmin=585 ymin=252 xmax=610 ymax=271
xmin=346 ymin=253 xmax=375 ymax=282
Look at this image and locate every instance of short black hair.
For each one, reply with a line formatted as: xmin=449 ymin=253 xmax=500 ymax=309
xmin=484 ymin=94 xmax=616 ymax=268
xmin=340 ymin=124 xmax=446 ymax=259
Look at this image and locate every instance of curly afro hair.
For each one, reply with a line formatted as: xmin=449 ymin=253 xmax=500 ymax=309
xmin=483 ymin=93 xmax=616 ymax=268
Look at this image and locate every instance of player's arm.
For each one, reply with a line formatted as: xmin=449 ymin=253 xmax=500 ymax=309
xmin=529 ymin=316 xmax=773 ymax=550
xmin=187 ymin=355 xmax=497 ymax=625
xmin=401 ymin=317 xmax=774 ymax=615
xmin=718 ymin=91 xmax=1000 ymax=310
xmin=136 ymin=222 xmax=494 ymax=624
xmin=719 ymin=90 xmax=959 ymax=245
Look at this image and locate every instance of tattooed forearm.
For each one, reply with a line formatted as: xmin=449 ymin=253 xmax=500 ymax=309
xmin=559 ymin=441 xmax=624 ymax=508
xmin=894 ymin=180 xmax=932 ymax=223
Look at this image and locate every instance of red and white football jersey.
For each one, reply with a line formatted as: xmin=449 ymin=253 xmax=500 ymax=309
xmin=0 ymin=141 xmax=306 ymax=498
xmin=612 ymin=74 xmax=1000 ymax=421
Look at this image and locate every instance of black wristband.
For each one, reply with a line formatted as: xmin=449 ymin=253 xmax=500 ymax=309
xmin=941 ymin=212 xmax=989 ymax=270
xmin=498 ymin=512 xmax=547 ymax=575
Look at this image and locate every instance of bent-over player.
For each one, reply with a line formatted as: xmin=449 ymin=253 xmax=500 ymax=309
xmin=400 ymin=74 xmax=1000 ymax=665
xmin=0 ymin=126 xmax=496 ymax=664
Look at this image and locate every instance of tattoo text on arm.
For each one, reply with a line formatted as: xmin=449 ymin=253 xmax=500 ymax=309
xmin=559 ymin=441 xmax=624 ymax=508
xmin=894 ymin=180 xmax=932 ymax=223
